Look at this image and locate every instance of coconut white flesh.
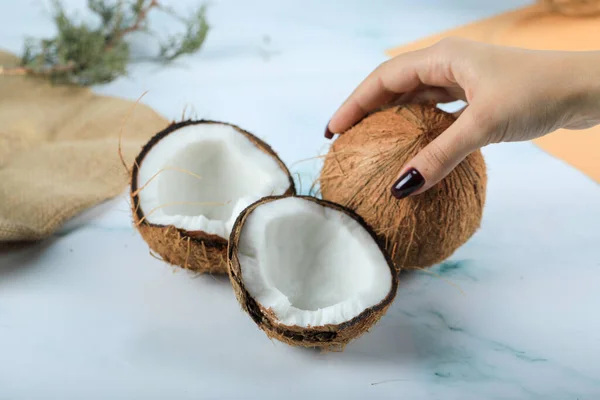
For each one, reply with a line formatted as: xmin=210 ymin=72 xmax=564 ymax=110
xmin=237 ymin=197 xmax=393 ymax=328
xmin=136 ymin=123 xmax=291 ymax=239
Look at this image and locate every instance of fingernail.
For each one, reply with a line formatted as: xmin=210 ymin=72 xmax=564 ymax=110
xmin=391 ymin=168 xmax=425 ymax=199
xmin=324 ymin=124 xmax=334 ymax=139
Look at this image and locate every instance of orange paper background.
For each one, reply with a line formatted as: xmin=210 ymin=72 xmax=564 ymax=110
xmin=386 ymin=4 xmax=600 ymax=183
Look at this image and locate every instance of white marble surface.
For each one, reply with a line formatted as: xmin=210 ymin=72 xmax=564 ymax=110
xmin=2 ymin=0 xmax=600 ymax=399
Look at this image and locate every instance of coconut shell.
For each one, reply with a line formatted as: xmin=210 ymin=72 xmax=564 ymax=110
xmin=228 ymin=195 xmax=399 ymax=350
xmin=319 ymin=103 xmax=487 ymax=271
xmin=131 ymin=120 xmax=295 ymax=274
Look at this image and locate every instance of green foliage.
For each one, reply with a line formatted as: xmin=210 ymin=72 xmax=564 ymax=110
xmin=158 ymin=5 xmax=210 ymax=62
xmin=17 ymin=0 xmax=210 ymax=86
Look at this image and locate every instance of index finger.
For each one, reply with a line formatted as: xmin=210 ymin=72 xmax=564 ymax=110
xmin=326 ymin=45 xmax=451 ymax=136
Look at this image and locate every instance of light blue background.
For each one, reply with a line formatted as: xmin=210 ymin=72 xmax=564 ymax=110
xmin=2 ymin=1 xmax=600 ymax=399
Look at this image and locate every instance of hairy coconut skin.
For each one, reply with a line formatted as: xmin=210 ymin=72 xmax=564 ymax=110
xmin=132 ymin=214 xmax=230 ymax=274
xmin=320 ymin=104 xmax=487 ymax=271
xmin=228 ymin=195 xmax=399 ymax=350
xmin=131 ymin=120 xmax=295 ymax=274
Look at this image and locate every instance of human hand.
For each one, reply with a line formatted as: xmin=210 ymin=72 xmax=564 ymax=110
xmin=325 ymin=37 xmax=600 ymax=199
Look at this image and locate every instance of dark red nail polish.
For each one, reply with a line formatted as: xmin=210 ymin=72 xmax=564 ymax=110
xmin=324 ymin=125 xmax=334 ymax=139
xmin=391 ymin=168 xmax=425 ymax=199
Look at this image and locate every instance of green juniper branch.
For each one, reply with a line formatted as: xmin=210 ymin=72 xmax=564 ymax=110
xmin=157 ymin=5 xmax=209 ymax=62
xmin=1 ymin=0 xmax=210 ymax=86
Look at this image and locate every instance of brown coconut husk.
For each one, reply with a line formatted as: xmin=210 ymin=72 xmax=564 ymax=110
xmin=131 ymin=120 xmax=295 ymax=274
xmin=319 ymin=103 xmax=487 ymax=271
xmin=227 ymin=195 xmax=399 ymax=351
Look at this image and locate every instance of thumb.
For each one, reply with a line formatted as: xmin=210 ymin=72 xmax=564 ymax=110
xmin=390 ymin=109 xmax=482 ymax=199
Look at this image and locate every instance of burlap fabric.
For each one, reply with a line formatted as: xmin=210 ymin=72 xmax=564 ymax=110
xmin=0 ymin=51 xmax=168 ymax=241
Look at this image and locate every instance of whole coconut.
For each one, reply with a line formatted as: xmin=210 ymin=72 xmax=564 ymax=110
xmin=319 ymin=103 xmax=487 ymax=270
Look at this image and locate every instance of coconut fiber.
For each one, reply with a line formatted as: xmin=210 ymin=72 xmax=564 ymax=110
xmin=0 ymin=50 xmax=168 ymax=242
xmin=320 ymin=103 xmax=487 ymax=270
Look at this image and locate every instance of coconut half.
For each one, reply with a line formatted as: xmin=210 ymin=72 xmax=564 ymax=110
xmin=228 ymin=196 xmax=398 ymax=350
xmin=131 ymin=120 xmax=295 ymax=274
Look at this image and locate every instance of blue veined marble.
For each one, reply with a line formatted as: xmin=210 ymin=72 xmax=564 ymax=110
xmin=1 ymin=0 xmax=599 ymax=399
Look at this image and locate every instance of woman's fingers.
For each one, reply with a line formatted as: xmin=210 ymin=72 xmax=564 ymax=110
xmin=390 ymin=108 xmax=483 ymax=199
xmin=325 ymin=50 xmax=425 ymax=137
xmin=393 ymin=87 xmax=459 ymax=106
xmin=452 ymin=105 xmax=467 ymax=119
xmin=326 ymin=39 xmax=461 ymax=138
